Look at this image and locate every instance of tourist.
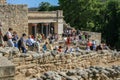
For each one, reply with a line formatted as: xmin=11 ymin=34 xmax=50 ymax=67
xmin=42 ymin=42 xmax=48 ymax=53
xmin=96 ymin=44 xmax=103 ymax=51
xmin=31 ymin=35 xmax=35 ymax=39
xmin=34 ymin=39 xmax=40 ymax=53
xmin=58 ymin=46 xmax=62 ymax=52
xmin=0 ymin=22 xmax=4 ymax=47
xmin=6 ymin=28 xmax=14 ymax=47
xmin=47 ymin=41 xmax=53 ymax=51
xmin=36 ymin=33 xmax=42 ymax=43
xmin=92 ymin=40 xmax=96 ymax=50
xmin=66 ymin=36 xmax=71 ymax=46
xmin=41 ymin=34 xmax=45 ymax=40
xmin=64 ymin=46 xmax=69 ymax=53
xmin=26 ymin=35 xmax=36 ymax=51
xmin=20 ymin=33 xmax=27 ymax=53
xmin=102 ymin=43 xmax=109 ymax=50
xmin=76 ymin=46 xmax=81 ymax=52
xmin=69 ymin=46 xmax=74 ymax=53
xmin=12 ymin=31 xmax=18 ymax=48
xmin=86 ymin=39 xmax=92 ymax=50
xmin=55 ymin=33 xmax=58 ymax=41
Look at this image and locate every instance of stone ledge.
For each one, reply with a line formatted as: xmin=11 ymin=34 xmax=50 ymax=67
xmin=0 ymin=57 xmax=15 ymax=78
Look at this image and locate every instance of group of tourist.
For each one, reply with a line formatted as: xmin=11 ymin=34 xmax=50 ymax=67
xmin=0 ymin=26 xmax=109 ymax=54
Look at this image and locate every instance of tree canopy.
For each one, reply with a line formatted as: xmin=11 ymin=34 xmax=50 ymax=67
xmin=38 ymin=2 xmax=60 ymax=11
xmin=59 ymin=0 xmax=120 ymax=50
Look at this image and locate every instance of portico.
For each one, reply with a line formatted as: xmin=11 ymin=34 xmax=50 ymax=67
xmin=28 ymin=10 xmax=64 ymax=38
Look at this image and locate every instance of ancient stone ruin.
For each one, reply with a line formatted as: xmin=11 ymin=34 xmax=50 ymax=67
xmin=0 ymin=47 xmax=120 ymax=80
xmin=0 ymin=0 xmax=119 ymax=80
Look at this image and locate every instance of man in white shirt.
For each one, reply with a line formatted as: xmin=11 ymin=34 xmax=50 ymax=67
xmin=26 ymin=35 xmax=40 ymax=52
xmin=26 ymin=35 xmax=35 ymax=46
xmin=6 ymin=28 xmax=14 ymax=47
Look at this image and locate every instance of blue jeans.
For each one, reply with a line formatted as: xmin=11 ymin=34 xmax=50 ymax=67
xmin=14 ymin=42 xmax=18 ymax=48
xmin=21 ymin=47 xmax=27 ymax=53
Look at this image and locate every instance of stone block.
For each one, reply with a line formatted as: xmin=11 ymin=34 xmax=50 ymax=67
xmin=13 ymin=58 xmax=24 ymax=62
xmin=25 ymin=56 xmax=33 ymax=61
xmin=0 ymin=57 xmax=15 ymax=79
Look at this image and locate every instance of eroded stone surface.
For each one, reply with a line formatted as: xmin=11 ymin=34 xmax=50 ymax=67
xmin=0 ymin=57 xmax=15 ymax=79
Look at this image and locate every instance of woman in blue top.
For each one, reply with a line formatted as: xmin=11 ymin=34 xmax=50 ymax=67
xmin=12 ymin=31 xmax=18 ymax=48
xmin=42 ymin=42 xmax=48 ymax=53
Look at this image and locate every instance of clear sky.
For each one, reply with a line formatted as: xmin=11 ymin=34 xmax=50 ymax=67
xmin=7 ymin=0 xmax=59 ymax=8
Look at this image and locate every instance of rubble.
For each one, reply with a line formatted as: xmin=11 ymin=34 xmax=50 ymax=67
xmin=0 ymin=47 xmax=120 ymax=80
xmin=39 ymin=66 xmax=120 ymax=80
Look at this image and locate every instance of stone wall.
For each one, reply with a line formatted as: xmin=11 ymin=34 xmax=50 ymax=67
xmin=11 ymin=50 xmax=119 ymax=80
xmin=0 ymin=47 xmax=120 ymax=79
xmin=82 ymin=31 xmax=101 ymax=44
xmin=0 ymin=5 xmax=28 ymax=37
xmin=0 ymin=0 xmax=6 ymax=5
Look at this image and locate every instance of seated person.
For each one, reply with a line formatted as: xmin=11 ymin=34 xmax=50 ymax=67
xmin=69 ymin=47 xmax=75 ymax=53
xmin=64 ymin=46 xmax=69 ymax=53
xmin=76 ymin=46 xmax=81 ymax=52
xmin=26 ymin=35 xmax=36 ymax=51
xmin=96 ymin=44 xmax=103 ymax=51
xmin=58 ymin=46 xmax=62 ymax=52
xmin=42 ymin=42 xmax=48 ymax=53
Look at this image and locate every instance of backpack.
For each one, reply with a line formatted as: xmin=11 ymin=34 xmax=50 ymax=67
xmin=3 ymin=35 xmax=8 ymax=41
xmin=18 ymin=39 xmax=21 ymax=50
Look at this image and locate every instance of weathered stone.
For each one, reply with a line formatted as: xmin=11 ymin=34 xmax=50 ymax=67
xmin=66 ymin=76 xmax=78 ymax=80
xmin=20 ymin=53 xmax=30 ymax=57
xmin=66 ymin=70 xmax=76 ymax=76
xmin=25 ymin=69 xmax=32 ymax=77
xmin=0 ymin=4 xmax=28 ymax=37
xmin=32 ymin=53 xmax=41 ymax=59
xmin=0 ymin=57 xmax=15 ymax=79
xmin=25 ymin=55 xmax=33 ymax=61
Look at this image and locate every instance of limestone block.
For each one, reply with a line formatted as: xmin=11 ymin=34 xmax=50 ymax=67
xmin=20 ymin=53 xmax=30 ymax=57
xmin=25 ymin=55 xmax=33 ymax=61
xmin=66 ymin=70 xmax=76 ymax=76
xmin=0 ymin=57 xmax=15 ymax=79
xmin=32 ymin=53 xmax=41 ymax=59
xmin=66 ymin=59 xmax=71 ymax=63
xmin=13 ymin=58 xmax=24 ymax=62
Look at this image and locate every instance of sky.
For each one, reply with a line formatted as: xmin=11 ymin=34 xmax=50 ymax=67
xmin=7 ymin=0 xmax=59 ymax=8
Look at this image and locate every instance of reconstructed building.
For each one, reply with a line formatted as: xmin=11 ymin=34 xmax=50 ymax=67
xmin=28 ymin=10 xmax=63 ymax=37
xmin=0 ymin=0 xmax=64 ymax=37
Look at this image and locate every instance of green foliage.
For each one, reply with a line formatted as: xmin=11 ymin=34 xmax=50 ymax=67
xmin=38 ymin=2 xmax=51 ymax=11
xmin=59 ymin=0 xmax=120 ymax=50
xmin=59 ymin=0 xmax=105 ymax=31
xmin=103 ymin=0 xmax=120 ymax=49
xmin=38 ymin=2 xmax=60 ymax=11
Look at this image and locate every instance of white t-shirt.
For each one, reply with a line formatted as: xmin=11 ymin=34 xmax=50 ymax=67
xmin=6 ymin=31 xmax=12 ymax=39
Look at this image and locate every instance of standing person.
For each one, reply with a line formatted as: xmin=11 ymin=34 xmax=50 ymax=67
xmin=6 ymin=28 xmax=14 ymax=47
xmin=86 ymin=39 xmax=92 ymax=51
xmin=20 ymin=33 xmax=27 ymax=53
xmin=12 ymin=31 xmax=18 ymax=48
xmin=0 ymin=22 xmax=4 ymax=47
xmin=66 ymin=36 xmax=71 ymax=46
